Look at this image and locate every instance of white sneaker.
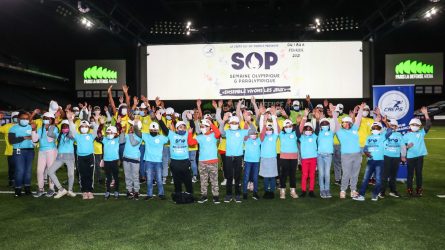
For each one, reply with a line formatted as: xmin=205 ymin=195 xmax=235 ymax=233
xmin=54 ymin=189 xmax=68 ymax=199
xmin=221 ymin=179 xmax=227 ymax=186
xmin=371 ymin=195 xmax=379 ymax=201
xmin=67 ymin=191 xmax=77 ymax=197
xmin=353 ymin=195 xmax=365 ymax=201
xmin=192 ymin=176 xmax=198 ymax=183
xmin=162 ymin=177 xmax=167 ymax=185
xmin=340 ymin=191 xmax=346 ymax=199
xmin=350 ymin=190 xmax=359 ymax=198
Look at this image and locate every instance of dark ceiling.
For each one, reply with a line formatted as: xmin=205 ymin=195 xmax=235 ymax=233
xmin=0 ymin=0 xmax=444 ymax=109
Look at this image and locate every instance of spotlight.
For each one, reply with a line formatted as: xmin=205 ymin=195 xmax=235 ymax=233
xmin=316 ymin=28 xmax=321 ymax=32
xmin=186 ymin=30 xmax=190 ymax=35
xmin=186 ymin=21 xmax=192 ymax=27
xmin=80 ymin=16 xmax=94 ymax=29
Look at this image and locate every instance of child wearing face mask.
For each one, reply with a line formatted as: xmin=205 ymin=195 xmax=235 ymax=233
xmin=0 ymin=111 xmax=19 ymax=187
xmin=47 ymin=120 xmax=77 ymax=199
xmin=299 ymin=109 xmax=319 ymax=198
xmin=242 ymin=129 xmax=261 ymax=200
xmin=317 ymin=117 xmax=335 ymax=199
xmin=68 ymin=111 xmax=99 ymax=200
xmin=136 ymin=118 xmax=169 ymax=201
xmin=278 ymin=119 xmax=300 ymax=199
xmin=98 ymin=126 xmax=121 ymax=199
xmin=402 ymin=107 xmax=431 ymax=197
xmin=259 ymin=112 xmax=279 ymax=199
xmin=32 ymin=112 xmax=58 ymax=198
xmin=121 ymin=119 xmax=143 ymax=200
xmin=354 ymin=121 xmax=393 ymax=201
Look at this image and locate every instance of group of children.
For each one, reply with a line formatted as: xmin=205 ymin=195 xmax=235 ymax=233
xmin=1 ymin=85 xmax=431 ymax=203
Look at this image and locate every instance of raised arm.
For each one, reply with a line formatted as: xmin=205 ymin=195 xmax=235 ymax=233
xmin=331 ymin=104 xmax=340 ymax=133
xmin=187 ymin=128 xmax=198 ymax=146
xmin=122 ymin=84 xmax=131 ymax=108
xmin=354 ymin=103 xmax=366 ymax=127
xmin=420 ymin=106 xmax=432 ymax=133
xmin=210 ymin=123 xmax=221 ymax=139
xmin=250 ymin=96 xmax=260 ymax=117
xmin=66 ymin=111 xmax=78 ymax=137
xmin=299 ymin=108 xmax=309 ymax=134
xmin=196 ymin=99 xmax=203 ymax=119
xmin=215 ymin=100 xmax=224 ymax=126
xmin=107 ymin=85 xmax=117 ymax=115
xmin=155 ymin=111 xmax=169 ymax=135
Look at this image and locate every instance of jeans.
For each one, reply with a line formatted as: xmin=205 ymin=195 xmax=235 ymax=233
xmin=145 ymin=161 xmax=164 ymax=197
xmin=13 ymin=149 xmax=34 ymax=188
xmin=264 ymin=177 xmax=276 ymax=192
xmin=407 ymin=156 xmax=424 ymax=189
xmin=359 ymin=160 xmax=383 ymax=197
xmin=162 ymin=146 xmax=170 ymax=177
xmin=243 ymin=162 xmax=259 ymax=193
xmin=7 ymin=156 xmax=15 ymax=183
xmin=333 ymin=144 xmax=342 ymax=181
xmin=139 ymin=144 xmax=146 ymax=178
xmin=189 ymin=150 xmax=198 ymax=176
xmin=317 ymin=153 xmax=333 ymax=191
xmin=382 ymin=156 xmax=400 ymax=193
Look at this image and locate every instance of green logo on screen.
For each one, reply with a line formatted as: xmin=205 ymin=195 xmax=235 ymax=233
xmin=395 ymin=60 xmax=434 ymax=80
xmin=83 ymin=66 xmax=118 ymax=84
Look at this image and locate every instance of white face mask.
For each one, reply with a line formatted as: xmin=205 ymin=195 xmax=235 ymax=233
xmin=304 ymin=131 xmax=312 ymax=136
xmin=371 ymin=130 xmax=380 ymax=135
xmin=410 ymin=126 xmax=420 ymax=132
xmin=363 ymin=111 xmax=369 ymax=117
xmin=321 ymin=125 xmax=329 ymax=131
xmin=94 ymin=111 xmax=101 ymax=116
xmin=80 ymin=127 xmax=89 ymax=134
xmin=284 ymin=128 xmax=293 ymax=133
xmin=74 ymin=111 xmax=80 ymax=116
xmin=293 ymin=106 xmax=299 ymax=111
xmin=249 ymin=134 xmax=257 ymax=140
xmin=121 ymin=109 xmax=128 ymax=116
xmin=107 ymin=134 xmax=115 ymax=140
xmin=266 ymin=130 xmax=273 ymax=135
xmin=230 ymin=124 xmax=239 ymax=130
xmin=201 ymin=128 xmax=208 ymax=134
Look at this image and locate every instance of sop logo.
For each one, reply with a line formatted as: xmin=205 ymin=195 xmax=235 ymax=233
xmin=378 ymin=90 xmax=409 ymax=120
xmin=231 ymin=52 xmax=278 ymax=70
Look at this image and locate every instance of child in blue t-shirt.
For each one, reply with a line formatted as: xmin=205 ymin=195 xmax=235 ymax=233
xmin=402 ymin=107 xmax=431 ymax=197
xmin=99 ymin=125 xmax=121 ymax=199
xmin=243 ymin=129 xmax=261 ymax=200
xmin=381 ymin=119 xmax=404 ymax=198
xmin=299 ymin=109 xmax=319 ymax=198
xmin=259 ymin=114 xmax=279 ymax=199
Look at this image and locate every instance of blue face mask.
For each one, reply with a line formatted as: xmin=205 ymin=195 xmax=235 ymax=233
xmin=284 ymin=128 xmax=293 ymax=133
xmin=19 ymin=119 xmax=29 ymax=126
xmin=166 ymin=115 xmax=172 ymax=120
xmin=321 ymin=126 xmax=329 ymax=131
xmin=134 ymin=111 xmax=140 ymax=116
xmin=43 ymin=120 xmax=50 ymax=125
xmin=177 ymin=130 xmax=186 ymax=135
xmin=293 ymin=106 xmax=300 ymax=111
xmin=12 ymin=118 xmax=18 ymax=123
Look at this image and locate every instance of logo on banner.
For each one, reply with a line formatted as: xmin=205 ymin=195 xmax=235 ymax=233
xmin=395 ymin=60 xmax=434 ymax=80
xmin=378 ymin=90 xmax=409 ymax=120
xmin=83 ymin=66 xmax=118 ymax=84
xmin=231 ymin=52 xmax=278 ymax=70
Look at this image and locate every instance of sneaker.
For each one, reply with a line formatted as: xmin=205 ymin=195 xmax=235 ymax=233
xmin=104 ymin=192 xmax=111 ymax=200
xmin=54 ymin=189 xmax=68 ymax=199
xmin=353 ymin=195 xmax=365 ymax=201
xmin=325 ymin=190 xmax=332 ymax=198
xmin=224 ymin=195 xmax=232 ymax=203
xmin=416 ymin=187 xmax=423 ymax=197
xmin=67 ymin=191 xmax=76 ymax=197
xmin=350 ymin=190 xmax=359 ymax=198
xmin=252 ymin=192 xmax=260 ymax=200
xmin=378 ymin=192 xmax=386 ymax=199
xmin=133 ymin=192 xmax=140 ymax=200
xmin=340 ymin=191 xmax=346 ymax=199
xmin=320 ymin=190 xmax=326 ymax=199
xmin=280 ymin=189 xmax=286 ymax=199
xmin=407 ymin=188 xmax=414 ymax=197
xmin=309 ymin=191 xmax=316 ymax=198
xmin=14 ymin=188 xmax=22 ymax=197
xmin=82 ymin=192 xmax=88 ymax=200
xmin=33 ymin=190 xmax=46 ymax=198
xmin=213 ymin=196 xmax=220 ymax=204
xmin=87 ymin=192 xmax=94 ymax=199
xmin=192 ymin=176 xmax=198 ymax=183
xmin=46 ymin=189 xmax=55 ymax=197
xmin=334 ymin=180 xmax=341 ymax=186
xmin=300 ymin=191 xmax=307 ymax=198
xmin=170 ymin=179 xmax=174 ymax=185
xmin=159 ymin=195 xmax=166 ymax=200
xmin=371 ymin=195 xmax=379 ymax=201
xmin=198 ymin=196 xmax=208 ymax=204
xmin=145 ymin=196 xmax=153 ymax=201
xmin=221 ymin=179 xmax=227 ymax=186
xmin=290 ymin=188 xmax=299 ymax=199
xmin=235 ymin=195 xmax=242 ymax=203
xmin=243 ymin=193 xmax=248 ymax=200
xmin=162 ymin=177 xmax=167 ymax=185
xmin=114 ymin=191 xmax=119 ymax=199
xmin=24 ymin=186 xmax=32 ymax=195
xmin=389 ymin=191 xmax=400 ymax=198
xmin=127 ymin=191 xmax=134 ymax=199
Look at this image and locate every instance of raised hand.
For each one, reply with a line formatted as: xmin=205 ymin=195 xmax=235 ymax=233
xmin=103 ymin=106 xmax=108 ymax=112
xmin=140 ymin=95 xmax=147 ymax=102
xmin=133 ymin=96 xmax=139 ymax=105
xmin=155 ymin=96 xmax=161 ymax=107
xmin=420 ymin=106 xmax=428 ymax=115
xmin=323 ymin=99 xmax=329 ymax=107
xmin=66 ymin=110 xmax=74 ymax=121
xmin=329 ymin=103 xmax=335 ymax=113
xmin=250 ymin=96 xmax=256 ymax=104
xmin=218 ymin=100 xmax=223 ymax=108
xmin=212 ymin=100 xmax=217 ymax=110
xmin=108 ymin=85 xmax=113 ymax=93
xmin=122 ymin=84 xmax=129 ymax=93
xmin=270 ymin=106 xmax=276 ymax=115
xmin=303 ymin=108 xmax=309 ymax=117
xmin=306 ymin=95 xmax=311 ymax=103
xmin=196 ymin=99 xmax=202 ymax=107
xmin=286 ymin=98 xmax=292 ymax=106
xmin=155 ymin=110 xmax=162 ymax=121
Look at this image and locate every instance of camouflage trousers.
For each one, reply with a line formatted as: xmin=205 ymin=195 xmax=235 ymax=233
xmin=198 ymin=162 xmax=219 ymax=196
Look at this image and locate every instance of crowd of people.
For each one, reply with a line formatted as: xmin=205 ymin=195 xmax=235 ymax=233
xmin=0 ymin=85 xmax=431 ymax=203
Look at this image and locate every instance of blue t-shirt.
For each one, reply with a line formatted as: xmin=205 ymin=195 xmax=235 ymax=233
xmin=279 ymin=131 xmax=298 ymax=153
xmin=103 ymin=137 xmax=120 ymax=161
xmin=225 ymin=129 xmax=249 ymax=157
xmin=299 ymin=134 xmax=318 ymax=159
xmin=123 ymin=134 xmax=142 ymax=160
xmin=384 ymin=132 xmax=403 ymax=158
xmin=37 ymin=126 xmax=58 ymax=152
xmin=261 ymin=134 xmax=278 ymax=158
xmin=168 ymin=131 xmax=189 ymax=160
xmin=317 ymin=130 xmax=334 ymax=154
xmin=336 ymin=124 xmax=360 ymax=154
xmin=142 ymin=134 xmax=168 ymax=162
xmin=403 ymin=129 xmax=428 ymax=158
xmin=244 ymin=137 xmax=261 ymax=162
xmin=196 ymin=133 xmax=218 ymax=161
xmin=57 ymin=134 xmax=74 ymax=154
xmin=9 ymin=124 xmax=34 ymax=149
xmin=365 ymin=133 xmax=386 ymax=161
xmin=74 ymin=133 xmax=96 ymax=156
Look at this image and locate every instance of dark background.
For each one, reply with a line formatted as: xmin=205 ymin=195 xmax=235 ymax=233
xmin=0 ymin=0 xmax=444 ymax=111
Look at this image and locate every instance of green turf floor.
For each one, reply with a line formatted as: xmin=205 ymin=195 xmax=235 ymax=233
xmin=0 ymin=127 xmax=444 ymax=249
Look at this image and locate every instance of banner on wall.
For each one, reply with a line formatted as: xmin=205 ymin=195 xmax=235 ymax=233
xmin=146 ymin=41 xmax=364 ymax=100
xmin=373 ymin=84 xmax=415 ymax=181
xmin=75 ymin=60 xmax=126 ymax=90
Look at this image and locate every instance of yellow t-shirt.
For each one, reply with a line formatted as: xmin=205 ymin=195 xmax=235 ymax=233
xmin=140 ymin=115 xmax=153 ymax=133
xmin=217 ymin=123 xmax=230 ymax=152
xmin=113 ymin=114 xmax=130 ymax=133
xmin=0 ymin=123 xmax=15 ymax=156
xmin=358 ymin=117 xmax=375 ymax=148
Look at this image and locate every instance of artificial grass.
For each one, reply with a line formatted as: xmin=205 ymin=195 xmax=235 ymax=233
xmin=0 ymin=127 xmax=444 ymax=249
